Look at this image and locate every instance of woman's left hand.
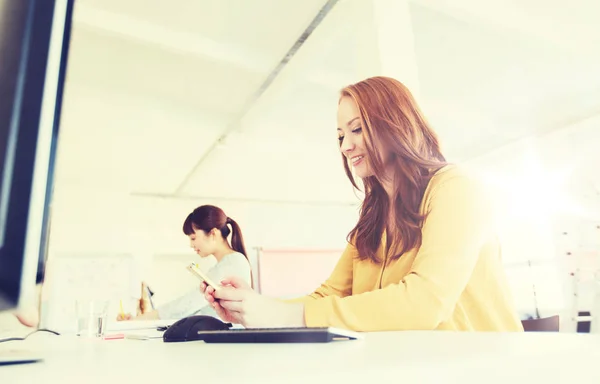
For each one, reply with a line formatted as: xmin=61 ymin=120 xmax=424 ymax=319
xmin=204 ymin=277 xmax=305 ymax=328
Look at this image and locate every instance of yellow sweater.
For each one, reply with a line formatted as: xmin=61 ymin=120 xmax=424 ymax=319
xmin=296 ymin=165 xmax=523 ymax=332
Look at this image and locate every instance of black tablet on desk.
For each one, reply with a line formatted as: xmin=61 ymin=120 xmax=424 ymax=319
xmin=195 ymin=327 xmax=362 ymax=343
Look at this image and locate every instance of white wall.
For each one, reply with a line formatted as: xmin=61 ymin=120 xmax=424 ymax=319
xmin=464 ymin=113 xmax=600 ymax=319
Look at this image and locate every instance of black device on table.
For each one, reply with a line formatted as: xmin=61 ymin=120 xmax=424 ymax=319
xmin=162 ymin=315 xmax=361 ymax=343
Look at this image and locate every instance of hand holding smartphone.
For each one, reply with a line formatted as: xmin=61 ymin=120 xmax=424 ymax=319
xmin=186 ymin=263 xmax=221 ymax=291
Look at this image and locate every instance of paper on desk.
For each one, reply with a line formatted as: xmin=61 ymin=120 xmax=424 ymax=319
xmin=124 ymin=332 xmax=164 ymax=340
xmin=123 ymin=328 xmax=165 ymax=340
xmin=106 ymin=319 xmax=176 ymax=332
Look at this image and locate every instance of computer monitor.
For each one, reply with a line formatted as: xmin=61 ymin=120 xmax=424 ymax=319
xmin=0 ymin=0 xmax=74 ymax=311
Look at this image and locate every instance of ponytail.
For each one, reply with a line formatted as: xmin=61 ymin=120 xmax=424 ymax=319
xmin=225 ymin=216 xmax=253 ymax=288
xmin=226 ymin=217 xmax=247 ymax=260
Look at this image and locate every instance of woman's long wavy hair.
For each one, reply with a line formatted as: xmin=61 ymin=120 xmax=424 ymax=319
xmin=340 ymin=76 xmax=447 ymax=262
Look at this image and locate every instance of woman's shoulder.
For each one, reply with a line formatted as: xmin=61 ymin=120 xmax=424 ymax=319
xmin=430 ymin=163 xmax=472 ymax=183
xmin=222 ymin=251 xmax=248 ymax=261
xmin=429 ymin=164 xmax=481 ymax=190
xmin=423 ymin=164 xmax=487 ymax=208
xmin=210 ymin=252 xmax=252 ymax=284
xmin=217 ymin=252 xmax=250 ymax=270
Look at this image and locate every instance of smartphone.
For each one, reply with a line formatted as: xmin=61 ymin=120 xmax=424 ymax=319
xmin=186 ymin=263 xmax=220 ymax=291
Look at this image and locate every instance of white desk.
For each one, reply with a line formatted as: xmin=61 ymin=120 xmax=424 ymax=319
xmin=2 ymin=331 xmax=599 ymax=383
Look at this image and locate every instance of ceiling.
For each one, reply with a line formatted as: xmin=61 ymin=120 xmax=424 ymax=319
xmin=54 ymin=0 xmax=600 ymax=205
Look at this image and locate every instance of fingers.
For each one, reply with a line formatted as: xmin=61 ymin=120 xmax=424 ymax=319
xmin=211 ymin=301 xmax=230 ymax=320
xmin=219 ymin=300 xmax=243 ymax=312
xmin=213 ymin=286 xmax=249 ymax=301
xmin=202 ymin=277 xmax=249 ymax=302
xmin=204 ymin=285 xmax=216 ymax=303
xmin=201 ymin=277 xmax=254 ymax=326
xmin=220 ymin=276 xmax=251 ymax=290
xmin=212 ymin=301 xmax=243 ymax=324
xmin=205 ymin=293 xmax=216 ymax=304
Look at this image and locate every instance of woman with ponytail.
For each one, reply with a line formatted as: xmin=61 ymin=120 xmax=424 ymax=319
xmin=117 ymin=205 xmax=251 ymax=321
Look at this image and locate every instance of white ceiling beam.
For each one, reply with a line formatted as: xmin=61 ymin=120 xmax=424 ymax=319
xmin=73 ymin=2 xmax=271 ymax=73
xmin=304 ymin=70 xmax=354 ymax=90
xmin=239 ymin=0 xmax=354 ymax=128
xmin=72 ymin=1 xmax=351 ymax=198
xmin=412 ymin=0 xmax=599 ymax=52
xmin=72 ymin=2 xmax=349 ymax=105
xmin=130 ymin=191 xmax=358 ymax=207
xmin=240 ymin=0 xmax=424 ymax=128
xmin=172 ymin=0 xmax=344 ymax=195
xmin=74 ymin=1 xmax=353 ymax=86
xmin=354 ymin=0 xmax=420 ymax=97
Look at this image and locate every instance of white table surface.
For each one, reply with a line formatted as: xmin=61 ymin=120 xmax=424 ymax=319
xmin=1 ymin=330 xmax=599 ymax=383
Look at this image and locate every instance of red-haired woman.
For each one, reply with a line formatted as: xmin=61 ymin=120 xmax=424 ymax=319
xmin=202 ymin=77 xmax=523 ymax=332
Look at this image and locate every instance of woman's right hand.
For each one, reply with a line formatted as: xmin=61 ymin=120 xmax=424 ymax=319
xmin=202 ymin=277 xmax=299 ymax=328
xmin=201 ymin=281 xmax=240 ymax=324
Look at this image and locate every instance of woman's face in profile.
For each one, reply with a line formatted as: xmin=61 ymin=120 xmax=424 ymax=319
xmin=337 ymin=96 xmax=373 ymax=178
xmin=188 ymin=229 xmax=215 ymax=258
